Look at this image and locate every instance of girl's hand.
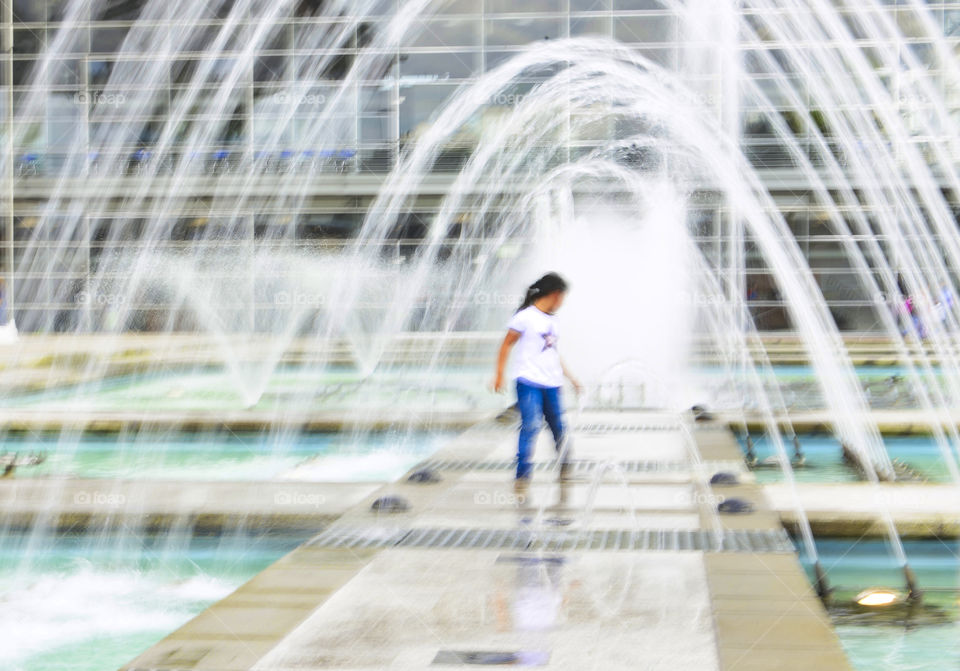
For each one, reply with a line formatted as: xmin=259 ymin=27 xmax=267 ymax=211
xmin=492 ymin=373 xmax=506 ymax=393
xmin=570 ymin=378 xmax=583 ymax=396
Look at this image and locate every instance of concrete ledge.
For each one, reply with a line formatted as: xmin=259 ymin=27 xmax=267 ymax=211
xmin=766 ymin=482 xmax=960 ymax=538
xmin=780 ymin=514 xmax=960 ymax=539
xmin=0 ymin=479 xmax=381 ymax=532
xmin=730 ymin=410 xmax=960 ymax=436
xmin=695 ymin=434 xmax=853 ymax=671
xmin=703 ymin=550 xmax=852 ymax=671
xmin=0 ymin=511 xmax=347 ymax=535
xmin=122 ymin=547 xmax=382 ymax=671
xmin=0 ymin=409 xmax=491 ymax=432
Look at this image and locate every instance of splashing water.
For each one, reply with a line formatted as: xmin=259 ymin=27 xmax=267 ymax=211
xmin=6 ymin=0 xmax=960 ymax=631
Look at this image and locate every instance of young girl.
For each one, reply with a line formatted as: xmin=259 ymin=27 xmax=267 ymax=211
xmin=493 ymin=273 xmax=582 ymax=490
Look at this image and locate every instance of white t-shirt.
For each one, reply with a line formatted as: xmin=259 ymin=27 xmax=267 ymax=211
xmin=507 ymin=305 xmax=564 ymax=388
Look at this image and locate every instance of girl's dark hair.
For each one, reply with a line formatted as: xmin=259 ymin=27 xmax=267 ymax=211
xmin=517 ymin=272 xmax=568 ymax=312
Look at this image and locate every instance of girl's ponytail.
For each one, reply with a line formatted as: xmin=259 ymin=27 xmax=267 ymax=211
xmin=516 ymin=272 xmax=568 ymax=312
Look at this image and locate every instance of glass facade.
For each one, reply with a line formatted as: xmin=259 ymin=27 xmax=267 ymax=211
xmin=3 ymin=0 xmax=960 ymax=331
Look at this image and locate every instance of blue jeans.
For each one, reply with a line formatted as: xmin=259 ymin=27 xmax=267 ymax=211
xmin=515 ymin=380 xmax=567 ymax=480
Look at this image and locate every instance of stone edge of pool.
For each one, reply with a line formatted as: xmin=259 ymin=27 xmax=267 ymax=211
xmin=0 ymin=480 xmax=384 ymax=535
xmin=730 ymin=410 xmax=960 ymax=436
xmin=0 ymin=409 xmax=492 ymax=432
xmin=0 ymin=408 xmax=959 ymax=436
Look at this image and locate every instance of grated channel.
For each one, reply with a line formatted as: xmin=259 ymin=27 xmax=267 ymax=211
xmin=306 ymin=526 xmax=794 ymax=553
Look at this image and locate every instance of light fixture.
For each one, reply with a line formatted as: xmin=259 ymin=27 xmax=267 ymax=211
xmin=854 ymin=588 xmax=903 ymax=607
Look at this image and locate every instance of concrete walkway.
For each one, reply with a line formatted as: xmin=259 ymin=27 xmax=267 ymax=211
xmin=0 ymin=479 xmax=380 ymax=533
xmin=121 ymin=411 xmax=851 ymax=671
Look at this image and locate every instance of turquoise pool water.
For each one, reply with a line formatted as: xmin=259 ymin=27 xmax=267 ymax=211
xmin=688 ymin=363 xmax=933 ymax=410
xmin=0 ymin=363 xmax=928 ymax=415
xmin=802 ymin=538 xmax=960 ymax=671
xmin=738 ymin=434 xmax=952 ymax=483
xmin=0 ymin=364 xmax=494 ymax=414
xmin=0 ymin=531 xmax=309 ymax=671
xmin=0 ymin=429 xmax=450 ymax=481
xmin=768 ymin=365 xmax=930 ymax=379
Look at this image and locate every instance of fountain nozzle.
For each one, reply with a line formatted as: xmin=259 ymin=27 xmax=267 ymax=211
xmin=744 ymin=434 xmax=757 ymax=466
xmin=792 ymin=435 xmax=805 ymax=466
xmin=813 ymin=561 xmax=832 ymax=605
xmin=903 ymin=564 xmax=922 ymax=602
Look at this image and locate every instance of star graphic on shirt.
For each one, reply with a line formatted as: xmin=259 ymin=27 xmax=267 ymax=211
xmin=540 ymin=330 xmax=557 ymax=352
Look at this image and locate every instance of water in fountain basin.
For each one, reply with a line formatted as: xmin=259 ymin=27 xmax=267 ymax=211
xmin=0 ymin=530 xmax=308 ymax=671
xmin=6 ymin=0 xmax=960 ymax=646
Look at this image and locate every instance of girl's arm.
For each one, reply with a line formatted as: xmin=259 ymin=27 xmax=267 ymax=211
xmin=560 ymin=357 xmax=583 ymax=395
xmin=493 ymin=330 xmax=521 ymax=393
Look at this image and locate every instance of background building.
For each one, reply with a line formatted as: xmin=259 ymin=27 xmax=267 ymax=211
xmin=3 ymin=0 xmax=960 ymax=332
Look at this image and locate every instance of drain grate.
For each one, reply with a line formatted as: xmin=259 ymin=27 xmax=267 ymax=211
xmin=572 ymin=422 xmax=682 ymax=433
xmin=413 ymin=458 xmax=744 ymax=474
xmin=306 ymin=526 xmax=794 ymax=554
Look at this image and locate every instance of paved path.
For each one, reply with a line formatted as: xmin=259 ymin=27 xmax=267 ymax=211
xmin=121 ymin=411 xmax=852 ymax=671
